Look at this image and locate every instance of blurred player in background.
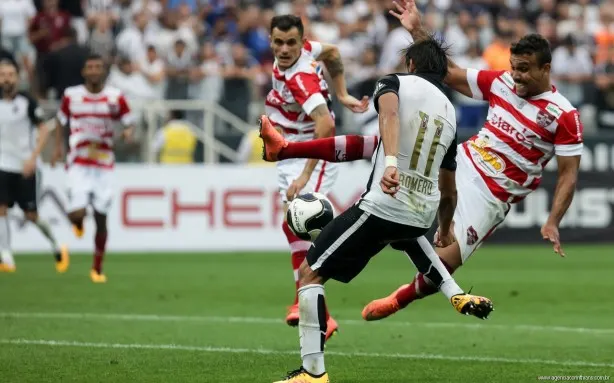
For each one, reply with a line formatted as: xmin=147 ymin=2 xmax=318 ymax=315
xmin=52 ymin=54 xmax=134 ymax=283
xmin=262 ymin=0 xmax=585 ymax=324
xmin=0 ymin=60 xmax=69 ymax=273
xmin=265 ymin=15 xmax=368 ymax=338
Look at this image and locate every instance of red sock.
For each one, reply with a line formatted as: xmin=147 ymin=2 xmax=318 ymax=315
xmin=93 ymin=231 xmax=107 ymax=273
xmin=279 ymin=135 xmax=378 ymax=162
xmin=282 ymin=222 xmax=311 ymax=305
xmin=396 ymin=257 xmax=456 ymax=307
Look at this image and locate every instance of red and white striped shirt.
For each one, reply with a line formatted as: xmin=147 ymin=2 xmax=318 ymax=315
xmin=265 ymin=40 xmax=332 ymax=141
xmin=57 ymin=85 xmax=134 ymax=169
xmin=464 ymin=69 xmax=583 ymax=203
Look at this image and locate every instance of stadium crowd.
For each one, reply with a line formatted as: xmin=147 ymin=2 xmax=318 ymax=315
xmin=1 ymin=0 xmax=613 ymax=161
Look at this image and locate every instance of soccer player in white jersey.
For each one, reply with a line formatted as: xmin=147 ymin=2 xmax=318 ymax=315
xmin=52 ymin=54 xmax=134 ymax=283
xmin=265 ymin=36 xmax=493 ymax=383
xmin=262 ymin=0 xmax=585 ymax=324
xmin=0 ymin=60 xmax=69 ymax=273
xmin=265 ymin=15 xmax=368 ymax=338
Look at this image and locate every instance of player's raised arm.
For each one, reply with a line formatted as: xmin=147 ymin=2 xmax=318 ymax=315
xmin=389 ymin=0 xmax=473 ymax=98
xmin=313 ymin=42 xmax=368 ymax=113
xmin=436 ymin=141 xmax=458 ymax=247
xmin=541 ymin=110 xmax=583 ymax=257
xmin=372 ymin=75 xmax=401 ymax=196
xmin=23 ymin=94 xmax=49 ymax=176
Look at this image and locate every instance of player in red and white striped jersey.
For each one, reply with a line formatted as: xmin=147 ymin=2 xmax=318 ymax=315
xmin=52 ymin=53 xmax=135 ymax=283
xmin=265 ymin=15 xmax=368 ymax=337
xmin=261 ymin=1 xmax=586 ymax=324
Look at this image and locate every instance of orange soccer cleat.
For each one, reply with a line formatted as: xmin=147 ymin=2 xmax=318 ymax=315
xmin=259 ymin=115 xmax=287 ymax=161
xmin=286 ymin=303 xmax=300 ymax=327
xmin=361 ymin=284 xmax=406 ymax=321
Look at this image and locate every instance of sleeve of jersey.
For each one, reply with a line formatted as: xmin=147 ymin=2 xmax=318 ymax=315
xmin=440 ymin=137 xmax=458 ymax=171
xmin=303 ymin=40 xmax=323 ymax=59
xmin=117 ymin=95 xmax=135 ymax=126
xmin=26 ymin=94 xmax=45 ymax=125
xmin=286 ymin=72 xmax=327 ymax=116
xmin=466 ymin=69 xmax=505 ymax=101
xmin=554 ymin=110 xmax=584 ymax=156
xmin=56 ymin=94 xmax=70 ymax=126
xmin=373 ymin=74 xmax=400 ymax=113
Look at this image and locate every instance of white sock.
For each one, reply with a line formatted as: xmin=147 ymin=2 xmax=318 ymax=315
xmin=298 ymin=284 xmax=327 ymax=376
xmin=416 ymin=237 xmax=463 ymax=299
xmin=0 ymin=216 xmax=13 ymax=266
xmin=34 ymin=218 xmax=59 ymax=252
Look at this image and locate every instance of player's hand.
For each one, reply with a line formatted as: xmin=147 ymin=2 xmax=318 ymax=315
xmin=338 ymin=94 xmax=369 ymax=113
xmin=287 ymin=173 xmax=310 ymax=201
xmin=541 ymin=222 xmax=565 ymax=257
xmin=434 ymin=229 xmax=456 ymax=248
xmin=380 ymin=166 xmax=400 ymax=196
xmin=23 ymin=157 xmax=36 ymax=178
xmin=389 ymin=0 xmax=422 ymax=32
xmin=50 ymin=146 xmax=63 ymax=167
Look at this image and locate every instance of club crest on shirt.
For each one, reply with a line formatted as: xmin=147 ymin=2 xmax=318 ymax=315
xmin=536 ymin=110 xmax=555 ymax=128
xmin=466 ymin=226 xmax=479 ymax=245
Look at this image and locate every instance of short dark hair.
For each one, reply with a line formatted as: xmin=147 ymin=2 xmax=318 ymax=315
xmin=270 ymin=15 xmax=304 ymax=37
xmin=85 ymin=53 xmax=104 ymax=64
xmin=401 ymin=36 xmax=449 ymax=81
xmin=510 ymin=34 xmax=552 ymax=66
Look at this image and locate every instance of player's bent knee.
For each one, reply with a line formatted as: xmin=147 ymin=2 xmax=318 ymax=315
xmin=298 ymin=260 xmax=323 ymax=287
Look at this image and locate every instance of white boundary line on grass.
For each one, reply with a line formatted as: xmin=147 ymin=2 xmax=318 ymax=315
xmin=1 ymin=338 xmax=613 ymax=368
xmin=1 ymin=311 xmax=613 ymax=335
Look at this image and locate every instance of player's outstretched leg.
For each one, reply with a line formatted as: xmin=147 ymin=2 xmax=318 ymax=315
xmin=363 ymin=239 xmax=493 ymax=320
xmin=259 ymin=114 xmax=378 ymax=162
xmin=90 ymin=211 xmax=108 ymax=283
xmin=25 ymin=211 xmax=69 ymax=273
xmin=68 ymin=208 xmax=86 ymax=239
xmin=0 ymin=205 xmax=15 ymax=272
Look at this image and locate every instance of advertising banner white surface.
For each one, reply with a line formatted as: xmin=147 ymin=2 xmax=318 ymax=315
xmin=9 ymin=163 xmax=373 ymax=252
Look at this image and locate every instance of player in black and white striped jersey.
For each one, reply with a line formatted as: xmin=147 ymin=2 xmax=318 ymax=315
xmin=0 ymin=60 xmax=69 ymax=273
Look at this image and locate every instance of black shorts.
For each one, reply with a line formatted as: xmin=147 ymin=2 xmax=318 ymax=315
xmin=307 ymin=204 xmax=429 ymax=283
xmin=0 ymin=170 xmax=37 ymax=212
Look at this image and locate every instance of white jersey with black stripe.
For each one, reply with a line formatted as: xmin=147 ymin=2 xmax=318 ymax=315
xmin=359 ymin=73 xmax=458 ymax=228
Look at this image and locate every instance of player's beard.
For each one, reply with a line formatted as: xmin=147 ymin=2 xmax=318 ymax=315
xmin=1 ymin=83 xmax=16 ymax=97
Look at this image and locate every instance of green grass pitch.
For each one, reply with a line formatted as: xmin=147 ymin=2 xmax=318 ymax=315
xmin=1 ymin=244 xmax=613 ymax=382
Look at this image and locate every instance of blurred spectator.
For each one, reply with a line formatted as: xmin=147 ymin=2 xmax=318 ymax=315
xmin=116 ymin=10 xmax=153 ymax=64
xmin=219 ymin=42 xmax=260 ymax=126
xmin=88 ymin=13 xmax=115 ymax=63
xmin=454 ymin=42 xmax=489 ymax=129
xmin=595 ymin=46 xmax=614 ymax=130
xmin=482 ymin=30 xmax=513 ymax=71
xmin=444 ymin=9 xmax=474 ymax=57
xmin=44 ymin=28 xmax=89 ymax=99
xmin=137 ymin=45 xmax=166 ymax=100
xmin=165 ymin=38 xmax=194 ymax=100
xmin=189 ymin=42 xmax=222 ymax=103
xmin=0 ymin=0 xmax=36 ymax=81
xmin=107 ymin=56 xmax=152 ymax=113
xmin=29 ymin=0 xmax=71 ymax=98
xmin=593 ymin=3 xmax=614 ymax=65
xmin=551 ymin=35 xmax=594 ymax=107
xmin=151 ymin=110 xmax=198 ymax=164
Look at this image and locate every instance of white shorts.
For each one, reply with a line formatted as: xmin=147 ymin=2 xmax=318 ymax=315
xmin=277 ymin=158 xmax=338 ymax=204
xmin=66 ymin=166 xmax=114 ymax=214
xmin=451 ymin=150 xmax=510 ymax=263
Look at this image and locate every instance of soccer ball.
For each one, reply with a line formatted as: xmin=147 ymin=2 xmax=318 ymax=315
xmin=287 ymin=192 xmax=335 ymax=241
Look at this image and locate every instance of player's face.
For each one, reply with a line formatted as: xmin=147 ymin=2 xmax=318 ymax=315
xmin=0 ymin=64 xmax=18 ymax=93
xmin=509 ymin=53 xmax=550 ymax=98
xmin=270 ymin=27 xmax=303 ymax=70
xmin=82 ymin=59 xmax=105 ymax=87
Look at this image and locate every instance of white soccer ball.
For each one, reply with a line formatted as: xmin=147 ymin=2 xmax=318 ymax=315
xmin=287 ymin=192 xmax=335 ymax=241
